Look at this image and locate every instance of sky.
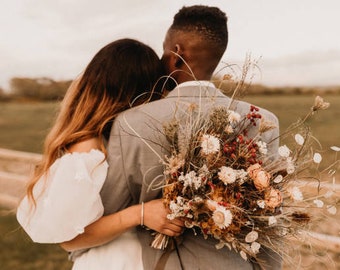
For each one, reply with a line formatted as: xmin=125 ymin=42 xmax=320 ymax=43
xmin=1 ymin=0 xmax=340 ymax=91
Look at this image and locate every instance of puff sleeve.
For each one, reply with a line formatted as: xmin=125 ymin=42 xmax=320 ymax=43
xmin=16 ymin=149 xmax=108 ymax=243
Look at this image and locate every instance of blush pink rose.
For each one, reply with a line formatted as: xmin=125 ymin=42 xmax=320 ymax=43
xmin=247 ymin=163 xmax=270 ymax=191
xmin=265 ymin=188 xmax=283 ymax=208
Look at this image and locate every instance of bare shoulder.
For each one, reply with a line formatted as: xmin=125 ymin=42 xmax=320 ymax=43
xmin=68 ymin=137 xmax=101 ymax=153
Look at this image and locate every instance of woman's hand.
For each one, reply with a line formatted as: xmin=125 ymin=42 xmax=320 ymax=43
xmin=143 ymin=199 xmax=184 ymax=237
xmin=60 ymin=199 xmax=184 ymax=252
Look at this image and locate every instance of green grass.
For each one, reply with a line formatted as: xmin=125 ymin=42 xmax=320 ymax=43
xmin=0 ymin=94 xmax=339 ymax=269
xmin=0 ymin=213 xmax=72 ymax=270
xmin=0 ymin=101 xmax=71 ymax=269
xmin=1 ymin=94 xmax=339 ymax=155
xmin=243 ymin=94 xmax=340 ymax=143
xmin=243 ymin=94 xmax=340 ymax=165
xmin=0 ymin=101 xmax=59 ymax=153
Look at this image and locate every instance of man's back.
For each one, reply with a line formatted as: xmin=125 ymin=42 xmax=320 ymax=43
xmin=102 ymin=82 xmax=281 ymax=269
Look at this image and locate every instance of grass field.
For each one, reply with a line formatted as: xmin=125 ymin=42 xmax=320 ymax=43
xmin=0 ymin=101 xmax=59 ymax=153
xmin=0 ymin=94 xmax=339 ymax=269
xmin=243 ymin=94 xmax=340 ymax=172
xmin=0 ymin=214 xmax=72 ymax=270
xmin=1 ymin=94 xmax=339 ymax=155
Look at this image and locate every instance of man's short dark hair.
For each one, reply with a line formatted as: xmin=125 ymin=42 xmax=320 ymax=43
xmin=170 ymin=5 xmax=228 ymax=49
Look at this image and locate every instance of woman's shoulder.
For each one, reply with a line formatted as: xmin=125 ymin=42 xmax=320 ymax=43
xmin=51 ymin=137 xmax=105 ymax=169
xmin=68 ymin=137 xmax=101 ymax=153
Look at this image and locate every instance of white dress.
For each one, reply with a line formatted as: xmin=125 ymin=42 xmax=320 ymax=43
xmin=16 ymin=149 xmax=143 ymax=270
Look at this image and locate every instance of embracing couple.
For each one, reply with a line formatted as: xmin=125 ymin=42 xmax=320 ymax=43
xmin=17 ymin=5 xmax=282 ymax=270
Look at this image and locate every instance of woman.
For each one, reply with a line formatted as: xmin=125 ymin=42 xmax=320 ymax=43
xmin=16 ymin=39 xmax=183 ymax=269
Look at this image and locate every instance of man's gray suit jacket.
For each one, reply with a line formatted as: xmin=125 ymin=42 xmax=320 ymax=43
xmin=101 ymin=82 xmax=282 ymax=270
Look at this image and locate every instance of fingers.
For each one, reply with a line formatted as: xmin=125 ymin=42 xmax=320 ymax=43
xmin=162 ymin=229 xmax=181 ymax=237
xmin=166 ymin=222 xmax=183 ymax=233
xmin=171 ymin=218 xmax=185 ymax=227
xmin=158 ymin=218 xmax=185 ymax=236
xmin=161 ymin=226 xmax=184 ymax=237
xmin=143 ymin=199 xmax=185 ymax=236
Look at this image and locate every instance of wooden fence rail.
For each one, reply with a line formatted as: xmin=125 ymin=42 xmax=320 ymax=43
xmin=0 ymin=147 xmax=339 ymax=252
xmin=0 ymin=148 xmax=41 ymax=209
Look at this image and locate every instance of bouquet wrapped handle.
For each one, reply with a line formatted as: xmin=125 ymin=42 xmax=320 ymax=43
xmin=151 ymin=232 xmax=170 ymax=250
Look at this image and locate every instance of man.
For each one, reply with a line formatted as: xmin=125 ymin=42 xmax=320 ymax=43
xmin=102 ymin=5 xmax=281 ymax=269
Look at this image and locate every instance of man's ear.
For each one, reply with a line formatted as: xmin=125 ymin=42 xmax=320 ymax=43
xmin=174 ymin=44 xmax=184 ymax=68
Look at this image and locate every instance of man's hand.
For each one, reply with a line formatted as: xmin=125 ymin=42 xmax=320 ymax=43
xmin=143 ymin=199 xmax=184 ymax=236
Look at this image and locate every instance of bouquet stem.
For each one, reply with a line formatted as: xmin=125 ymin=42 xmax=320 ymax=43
xmin=151 ymin=233 xmax=170 ymax=250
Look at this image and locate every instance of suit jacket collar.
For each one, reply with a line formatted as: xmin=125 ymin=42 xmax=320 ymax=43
xmin=166 ymin=80 xmax=226 ymax=99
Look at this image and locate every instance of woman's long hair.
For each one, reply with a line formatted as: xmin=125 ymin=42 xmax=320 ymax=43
xmin=27 ymin=38 xmax=164 ymax=204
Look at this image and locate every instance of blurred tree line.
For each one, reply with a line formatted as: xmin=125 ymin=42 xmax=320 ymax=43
xmin=214 ymin=77 xmax=340 ymax=97
xmin=0 ymin=77 xmax=72 ymax=101
xmin=0 ymin=76 xmax=339 ymax=102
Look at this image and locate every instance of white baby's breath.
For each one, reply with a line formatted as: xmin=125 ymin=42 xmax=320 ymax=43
xmin=218 ymin=166 xmax=236 ymax=184
xmin=257 ymin=141 xmax=268 ymax=155
xmin=167 ymin=196 xmax=189 ymax=220
xmin=235 ymin=169 xmax=248 ymax=184
xmin=179 ymin=171 xmax=202 ymax=190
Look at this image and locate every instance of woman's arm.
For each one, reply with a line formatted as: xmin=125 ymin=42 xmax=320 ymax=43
xmin=60 ymin=199 xmax=183 ymax=252
xmin=61 ymin=138 xmax=184 ymax=252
